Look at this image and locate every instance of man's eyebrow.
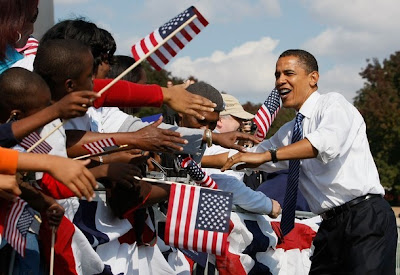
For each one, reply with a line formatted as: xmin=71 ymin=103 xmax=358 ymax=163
xmin=283 ymin=69 xmax=295 ymax=74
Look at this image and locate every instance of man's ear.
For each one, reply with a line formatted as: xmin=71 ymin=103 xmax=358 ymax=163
xmin=309 ymin=71 xmax=319 ymax=87
xmin=65 ymin=79 xmax=75 ymax=93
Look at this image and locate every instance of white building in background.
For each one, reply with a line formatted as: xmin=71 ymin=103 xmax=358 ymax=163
xmin=33 ymin=0 xmax=54 ymax=39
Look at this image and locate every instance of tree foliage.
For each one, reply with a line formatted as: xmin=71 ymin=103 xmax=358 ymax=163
xmin=353 ymin=52 xmax=400 ymax=202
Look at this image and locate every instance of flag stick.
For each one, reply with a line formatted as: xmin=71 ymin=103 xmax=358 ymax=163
xmin=73 ymin=144 xmax=129 ymax=160
xmin=95 ymin=14 xmax=198 ymax=98
xmin=26 ymin=122 xmax=64 ymax=153
xmin=49 ymin=226 xmax=56 ymax=275
xmin=27 ymin=14 xmax=198 ymax=153
xmin=136 ymin=176 xmax=222 ymax=191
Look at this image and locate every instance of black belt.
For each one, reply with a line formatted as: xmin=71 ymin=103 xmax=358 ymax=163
xmin=320 ymin=194 xmax=382 ymax=220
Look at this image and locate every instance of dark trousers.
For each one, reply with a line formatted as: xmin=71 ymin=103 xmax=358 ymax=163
xmin=309 ymin=196 xmax=397 ymax=275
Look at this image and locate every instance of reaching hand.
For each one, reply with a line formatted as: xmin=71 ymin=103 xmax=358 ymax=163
xmin=45 ymin=202 xmax=65 ymax=228
xmin=221 ymin=151 xmax=269 ymax=172
xmin=0 ymin=174 xmax=21 ymax=201
xmin=162 ymin=85 xmax=216 ymax=120
xmin=47 ymin=158 xmax=97 ymax=201
xmin=212 ymin=131 xmax=260 ymax=153
xmin=53 ymin=91 xmax=100 ymax=119
xmin=130 ymin=117 xmax=188 ymax=152
xmin=268 ymin=199 xmax=281 ymax=219
xmin=103 ymin=149 xmax=148 ymax=165
xmin=105 ymin=163 xmax=143 ymax=189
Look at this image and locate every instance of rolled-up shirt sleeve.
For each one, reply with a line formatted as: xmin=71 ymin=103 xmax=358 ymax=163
xmin=305 ymin=96 xmax=357 ymax=164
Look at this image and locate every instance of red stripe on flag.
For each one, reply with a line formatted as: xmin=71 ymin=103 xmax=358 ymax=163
xmin=164 ymin=184 xmax=177 ymax=244
xmin=180 ymin=29 xmax=193 ymax=42
xmin=140 ymin=39 xmax=149 ymax=54
xmin=193 ymin=7 xmax=209 ymax=27
xmin=173 ymin=184 xmax=186 ymax=248
xmin=149 ymin=32 xmax=158 ymax=47
xmin=201 ymin=227 xmax=208 ymax=253
xmin=154 ymin=49 xmax=169 ymax=65
xmin=131 ymin=45 xmax=140 ymax=62
xmin=189 ymin=22 xmax=200 ymax=34
xmin=183 ymin=187 xmax=195 ymax=249
xmin=163 ymin=42 xmax=177 ymax=57
xmin=172 ymin=36 xmax=185 ymax=49
xmin=147 ymin=56 xmax=162 ymax=71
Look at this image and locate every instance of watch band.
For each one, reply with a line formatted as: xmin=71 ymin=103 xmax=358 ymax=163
xmin=269 ymin=147 xmax=278 ymax=163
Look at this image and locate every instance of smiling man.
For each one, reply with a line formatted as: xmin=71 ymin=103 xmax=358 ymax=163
xmin=219 ymin=49 xmax=397 ymax=274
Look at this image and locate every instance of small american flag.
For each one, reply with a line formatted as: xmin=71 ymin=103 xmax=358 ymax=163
xmin=4 ymin=197 xmax=34 ymax=257
xmin=19 ymin=132 xmax=52 ymax=154
xmin=165 ymin=183 xmax=233 ymax=255
xmin=253 ymin=89 xmax=282 ymax=140
xmin=82 ymin=138 xmax=118 ymax=155
xmin=181 ymin=157 xmax=218 ymax=190
xmin=131 ymin=6 xmax=208 ymax=71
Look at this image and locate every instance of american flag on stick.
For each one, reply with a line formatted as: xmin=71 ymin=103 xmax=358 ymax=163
xmin=165 ymin=183 xmax=233 ymax=255
xmin=20 ymin=131 xmax=52 ymax=154
xmin=181 ymin=157 xmax=218 ymax=190
xmin=4 ymin=197 xmax=34 ymax=257
xmin=253 ymin=89 xmax=282 ymax=140
xmin=82 ymin=138 xmax=118 ymax=155
xmin=131 ymin=6 xmax=208 ymax=71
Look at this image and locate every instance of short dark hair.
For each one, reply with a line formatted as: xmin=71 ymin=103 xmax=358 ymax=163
xmin=40 ymin=19 xmax=116 ymax=72
xmin=186 ymin=81 xmax=224 ymax=112
xmin=279 ymin=49 xmax=318 ymax=73
xmin=0 ymin=67 xmax=49 ymax=121
xmin=107 ymin=55 xmax=143 ymax=83
xmin=33 ymin=39 xmax=92 ymax=97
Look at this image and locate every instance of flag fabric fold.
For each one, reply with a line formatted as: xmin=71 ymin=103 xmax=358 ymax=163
xmin=181 ymin=156 xmax=218 ymax=190
xmin=253 ymin=89 xmax=282 ymax=140
xmin=131 ymin=6 xmax=208 ymax=71
xmin=81 ymin=138 xmax=118 ymax=155
xmin=165 ymin=183 xmax=233 ymax=256
xmin=4 ymin=197 xmax=34 ymax=257
xmin=19 ymin=131 xmax=52 ymax=154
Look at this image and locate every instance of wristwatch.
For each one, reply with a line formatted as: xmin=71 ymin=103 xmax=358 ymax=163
xmin=269 ymin=146 xmax=278 ymax=163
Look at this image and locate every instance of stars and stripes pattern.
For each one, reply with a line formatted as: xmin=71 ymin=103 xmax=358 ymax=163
xmin=131 ymin=6 xmax=208 ymax=71
xmin=253 ymin=89 xmax=282 ymax=140
xmin=280 ymin=113 xmax=305 ymax=237
xmin=82 ymin=138 xmax=118 ymax=155
xmin=4 ymin=197 xmax=34 ymax=257
xmin=181 ymin=157 xmax=218 ymax=190
xmin=19 ymin=131 xmax=52 ymax=154
xmin=165 ymin=183 xmax=233 ymax=255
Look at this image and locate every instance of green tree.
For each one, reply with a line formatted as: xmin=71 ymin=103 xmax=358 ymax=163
xmin=353 ymin=52 xmax=400 ymax=200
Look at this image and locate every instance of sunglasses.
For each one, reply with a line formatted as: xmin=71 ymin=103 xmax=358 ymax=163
xmin=30 ymin=8 xmax=39 ymax=23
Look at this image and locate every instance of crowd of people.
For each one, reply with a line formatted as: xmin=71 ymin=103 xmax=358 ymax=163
xmin=0 ymin=0 xmax=397 ymax=274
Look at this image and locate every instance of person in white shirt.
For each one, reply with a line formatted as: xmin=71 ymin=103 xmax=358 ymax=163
xmin=203 ymin=93 xmax=254 ymax=181
xmin=181 ymin=82 xmax=281 ymax=216
xmin=218 ymin=49 xmax=397 ymax=274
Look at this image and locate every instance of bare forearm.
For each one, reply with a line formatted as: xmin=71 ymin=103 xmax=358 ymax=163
xmin=201 ymin=152 xmax=229 ymax=168
xmin=274 ymin=138 xmax=318 ymax=161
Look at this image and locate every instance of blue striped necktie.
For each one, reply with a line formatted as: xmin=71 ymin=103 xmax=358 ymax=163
xmin=280 ymin=112 xmax=305 ymax=236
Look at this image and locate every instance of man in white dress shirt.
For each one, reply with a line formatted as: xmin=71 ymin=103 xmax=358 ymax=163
xmin=220 ymin=49 xmax=397 ymax=274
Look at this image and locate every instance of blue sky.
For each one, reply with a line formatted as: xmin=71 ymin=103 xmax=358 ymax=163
xmin=54 ymin=0 xmax=400 ymax=104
